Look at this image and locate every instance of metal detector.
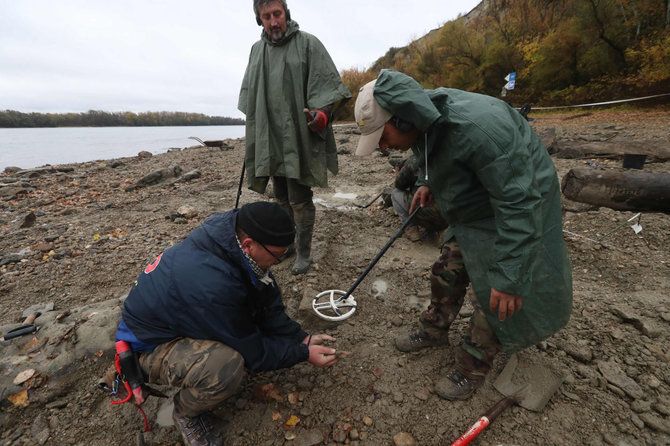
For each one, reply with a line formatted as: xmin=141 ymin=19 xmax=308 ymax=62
xmin=312 ymin=207 xmax=421 ymax=321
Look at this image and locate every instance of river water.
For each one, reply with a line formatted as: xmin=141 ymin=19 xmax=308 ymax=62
xmin=0 ymin=125 xmax=246 ymax=171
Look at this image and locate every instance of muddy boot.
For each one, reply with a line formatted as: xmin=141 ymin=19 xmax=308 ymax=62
xmin=394 ymin=330 xmax=447 ymax=352
xmin=277 ymin=200 xmax=296 ymax=261
xmin=404 ymin=225 xmax=421 ymax=242
xmin=435 ymin=369 xmax=484 ymax=401
xmin=172 ymin=406 xmax=218 ymax=446
xmin=291 ymin=201 xmax=315 ymax=275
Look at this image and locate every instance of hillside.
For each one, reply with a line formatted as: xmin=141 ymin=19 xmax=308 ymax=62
xmin=338 ymin=0 xmax=670 ymax=121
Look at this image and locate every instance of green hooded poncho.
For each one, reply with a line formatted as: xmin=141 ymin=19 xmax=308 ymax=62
xmin=373 ymin=70 xmax=573 ymax=353
xmin=238 ymin=21 xmax=351 ymax=194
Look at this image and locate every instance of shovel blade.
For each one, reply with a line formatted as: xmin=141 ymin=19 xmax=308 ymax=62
xmin=493 ymin=354 xmax=564 ymax=412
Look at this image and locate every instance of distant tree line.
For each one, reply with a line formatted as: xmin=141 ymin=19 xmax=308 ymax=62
xmin=0 ymin=110 xmax=245 ymax=128
xmin=338 ymin=0 xmax=670 ymax=119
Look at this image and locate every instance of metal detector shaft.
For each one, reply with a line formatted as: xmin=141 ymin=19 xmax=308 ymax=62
xmin=341 ymin=206 xmax=421 ymax=300
xmin=235 ymin=161 xmax=245 ymax=209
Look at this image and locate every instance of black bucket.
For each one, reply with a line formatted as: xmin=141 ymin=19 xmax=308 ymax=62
xmin=622 ymin=154 xmax=647 ymax=170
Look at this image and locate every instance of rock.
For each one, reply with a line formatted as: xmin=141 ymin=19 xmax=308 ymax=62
xmin=597 ymin=360 xmax=645 ymax=400
xmin=332 ymin=427 xmax=347 ymax=443
xmin=630 ymin=399 xmax=651 ymax=413
xmin=22 ymin=302 xmax=55 ymax=318
xmin=4 ymin=166 xmax=22 ymax=173
xmin=413 ymin=388 xmax=430 ymax=401
xmin=610 ymin=305 xmax=663 ymax=338
xmin=393 ymin=432 xmax=417 ymax=446
xmin=124 ymin=165 xmax=183 ymax=191
xmin=653 ymin=399 xmax=670 ymax=416
xmin=175 ymin=169 xmax=202 ymax=183
xmin=362 ymin=416 xmax=373 ymax=427
xmin=561 ymin=342 xmax=593 ymax=363
xmin=638 ymin=413 xmax=670 ymax=434
xmin=175 ymin=205 xmax=198 ymax=219
xmin=13 ymin=369 xmax=36 ymax=385
xmin=19 ymin=211 xmax=36 ymax=228
xmin=0 ymin=185 xmax=31 ymax=200
xmin=137 ymin=151 xmax=153 ymax=159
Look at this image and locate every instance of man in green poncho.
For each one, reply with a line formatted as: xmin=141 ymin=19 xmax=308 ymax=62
xmin=354 ymin=69 xmax=572 ymax=400
xmin=238 ymin=0 xmax=351 ymax=275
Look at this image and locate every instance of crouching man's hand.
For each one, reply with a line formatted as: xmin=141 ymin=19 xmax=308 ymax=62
xmin=303 ymin=334 xmax=338 ymax=367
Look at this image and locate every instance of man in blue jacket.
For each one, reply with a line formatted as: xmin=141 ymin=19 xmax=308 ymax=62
xmin=114 ymin=202 xmax=338 ymax=446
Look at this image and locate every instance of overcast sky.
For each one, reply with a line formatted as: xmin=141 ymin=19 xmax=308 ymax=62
xmin=0 ymin=1 xmax=481 ymax=119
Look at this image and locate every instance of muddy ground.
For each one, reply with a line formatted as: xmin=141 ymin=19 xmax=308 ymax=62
xmin=1 ymin=108 xmax=669 ymax=446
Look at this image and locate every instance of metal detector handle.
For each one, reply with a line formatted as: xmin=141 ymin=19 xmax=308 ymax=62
xmin=235 ymin=161 xmax=245 ymax=209
xmin=340 ymin=206 xmax=421 ymax=300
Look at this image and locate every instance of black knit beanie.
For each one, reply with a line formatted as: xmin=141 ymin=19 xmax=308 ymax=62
xmin=236 ymin=202 xmax=295 ymax=246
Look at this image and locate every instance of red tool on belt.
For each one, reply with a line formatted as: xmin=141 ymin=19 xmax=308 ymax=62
xmin=112 ymin=340 xmax=146 ymax=405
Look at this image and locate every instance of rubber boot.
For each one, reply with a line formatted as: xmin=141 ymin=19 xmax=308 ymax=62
xmin=277 ymin=200 xmax=296 ymax=260
xmin=291 ymin=201 xmax=315 ymax=275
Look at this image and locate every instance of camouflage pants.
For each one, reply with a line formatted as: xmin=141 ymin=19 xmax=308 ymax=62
xmin=139 ymin=338 xmax=245 ymax=417
xmin=420 ymin=240 xmax=503 ymax=378
xmin=390 ymin=188 xmax=448 ymax=232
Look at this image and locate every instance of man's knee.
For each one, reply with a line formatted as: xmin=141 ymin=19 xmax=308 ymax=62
xmin=200 ymin=346 xmax=246 ymax=397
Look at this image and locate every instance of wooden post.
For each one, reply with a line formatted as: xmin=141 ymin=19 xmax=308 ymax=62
xmin=561 ymin=168 xmax=670 ymax=213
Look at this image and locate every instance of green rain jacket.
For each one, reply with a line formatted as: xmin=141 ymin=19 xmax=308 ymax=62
xmin=238 ymin=21 xmax=351 ymax=193
xmin=373 ymin=70 xmax=572 ymax=353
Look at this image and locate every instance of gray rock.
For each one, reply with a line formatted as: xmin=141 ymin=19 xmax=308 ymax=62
xmin=175 ymin=169 xmax=201 ymax=183
xmin=610 ymin=306 xmax=663 ymax=338
xmin=638 ymin=413 xmax=670 ymax=434
xmin=562 ymin=342 xmax=593 ymax=363
xmin=19 ymin=211 xmax=36 ymax=228
xmin=22 ymin=302 xmax=55 ymax=318
xmin=124 ymin=165 xmax=183 ymax=191
xmin=597 ymin=360 xmax=645 ymax=400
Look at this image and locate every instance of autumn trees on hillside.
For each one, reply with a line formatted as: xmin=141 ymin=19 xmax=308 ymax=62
xmin=339 ymin=0 xmax=670 ymax=114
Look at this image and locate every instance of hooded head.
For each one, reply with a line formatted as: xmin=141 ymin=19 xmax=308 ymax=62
xmin=354 ymin=79 xmax=392 ymax=156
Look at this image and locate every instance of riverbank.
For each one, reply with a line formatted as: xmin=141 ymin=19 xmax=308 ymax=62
xmin=1 ymin=109 xmax=669 ymax=445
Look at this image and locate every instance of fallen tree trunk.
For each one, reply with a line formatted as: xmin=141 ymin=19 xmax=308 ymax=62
xmin=561 ymin=168 xmax=670 ymax=213
xmin=553 ymin=140 xmax=670 ymax=160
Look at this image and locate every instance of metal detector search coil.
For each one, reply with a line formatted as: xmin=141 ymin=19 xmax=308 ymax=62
xmin=312 ymin=290 xmax=357 ymax=321
xmin=312 ymin=207 xmax=422 ymax=321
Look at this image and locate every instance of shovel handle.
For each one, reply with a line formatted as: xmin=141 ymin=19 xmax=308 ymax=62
xmin=450 ymin=396 xmax=516 ymax=446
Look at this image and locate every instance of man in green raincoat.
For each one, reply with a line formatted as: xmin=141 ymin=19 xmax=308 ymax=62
xmin=354 ymin=69 xmax=572 ymax=400
xmin=238 ymin=0 xmax=351 ymax=275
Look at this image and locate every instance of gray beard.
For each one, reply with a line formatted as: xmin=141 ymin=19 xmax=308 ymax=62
xmin=270 ymin=30 xmax=285 ymax=42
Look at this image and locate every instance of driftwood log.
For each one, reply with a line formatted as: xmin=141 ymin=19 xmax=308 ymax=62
xmin=553 ymin=140 xmax=670 ymax=161
xmin=561 ymin=168 xmax=670 ymax=213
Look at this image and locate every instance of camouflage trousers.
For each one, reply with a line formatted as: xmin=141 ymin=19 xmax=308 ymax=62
xmin=420 ymin=240 xmax=502 ymax=378
xmin=139 ymin=338 xmax=245 ymax=417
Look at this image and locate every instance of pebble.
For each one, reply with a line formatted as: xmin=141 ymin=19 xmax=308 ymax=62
xmin=393 ymin=432 xmax=417 ymax=446
xmin=362 ymin=416 xmax=373 ymax=427
xmin=630 ymin=399 xmax=651 ymax=413
xmin=631 ymin=414 xmax=645 ymax=429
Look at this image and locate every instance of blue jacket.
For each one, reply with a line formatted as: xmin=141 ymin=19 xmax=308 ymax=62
xmin=116 ymin=209 xmax=309 ymax=372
